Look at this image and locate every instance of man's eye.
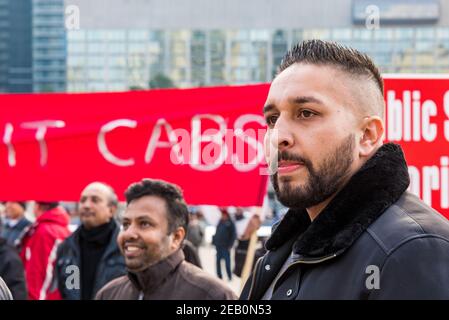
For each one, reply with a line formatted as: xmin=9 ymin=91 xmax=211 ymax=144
xmin=298 ymin=110 xmax=315 ymax=119
xmin=265 ymin=114 xmax=278 ymax=126
xmin=140 ymin=221 xmax=151 ymax=228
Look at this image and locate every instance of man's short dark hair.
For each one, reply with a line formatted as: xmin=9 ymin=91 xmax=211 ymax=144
xmin=124 ymin=179 xmax=189 ymax=235
xmin=278 ymin=39 xmax=384 ymax=96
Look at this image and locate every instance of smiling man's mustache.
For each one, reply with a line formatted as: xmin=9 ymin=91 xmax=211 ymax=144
xmin=123 ymin=241 xmax=146 ymax=249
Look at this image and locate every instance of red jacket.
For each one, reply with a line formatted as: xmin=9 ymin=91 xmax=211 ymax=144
xmin=19 ymin=207 xmax=70 ymax=300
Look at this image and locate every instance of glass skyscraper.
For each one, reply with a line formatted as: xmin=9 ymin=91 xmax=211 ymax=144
xmin=0 ymin=0 xmax=33 ymax=93
xmin=67 ymin=26 xmax=449 ymax=93
xmin=0 ymin=0 xmax=66 ymax=93
xmin=32 ymin=0 xmax=66 ymax=92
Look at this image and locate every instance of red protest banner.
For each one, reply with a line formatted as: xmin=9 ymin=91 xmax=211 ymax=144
xmin=0 ymin=77 xmax=448 ymax=215
xmin=383 ymin=75 xmax=449 ymax=217
xmin=0 ymin=85 xmax=270 ymax=206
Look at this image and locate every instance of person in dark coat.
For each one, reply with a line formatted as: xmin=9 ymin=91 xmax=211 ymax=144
xmin=55 ymin=182 xmax=126 ymax=300
xmin=182 ymin=239 xmax=202 ymax=269
xmin=212 ymin=208 xmax=236 ymax=281
xmin=0 ymin=201 xmax=31 ymax=246
xmin=240 ymin=40 xmax=449 ymax=300
xmin=0 ymin=220 xmax=27 ymax=300
xmin=0 ymin=277 xmax=13 ymax=300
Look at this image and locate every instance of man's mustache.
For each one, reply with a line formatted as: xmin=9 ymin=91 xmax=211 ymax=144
xmin=277 ymin=151 xmax=307 ymax=163
xmin=123 ymin=241 xmax=146 ymax=249
xmin=267 ymin=151 xmax=313 ymax=175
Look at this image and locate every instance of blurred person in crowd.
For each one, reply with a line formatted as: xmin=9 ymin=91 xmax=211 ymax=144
xmin=61 ymin=202 xmax=81 ymax=227
xmin=181 ymin=239 xmax=202 ymax=269
xmin=183 ymin=208 xmax=204 ymax=268
xmin=233 ymin=207 xmax=261 ymax=277
xmin=0 ymin=201 xmax=32 ymax=246
xmin=55 ymin=182 xmax=126 ymax=300
xmin=96 ymin=179 xmax=236 ymax=300
xmin=17 ymin=201 xmax=70 ymax=300
xmin=0 ymin=277 xmax=13 ymax=300
xmin=212 ymin=207 xmax=236 ymax=281
xmin=0 ymin=202 xmax=5 ymax=219
xmin=240 ymin=40 xmax=449 ymax=300
xmin=185 ymin=208 xmax=205 ymax=249
xmin=0 ymin=219 xmax=27 ymax=299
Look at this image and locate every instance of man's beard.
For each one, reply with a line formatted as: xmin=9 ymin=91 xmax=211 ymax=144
xmin=271 ymin=134 xmax=355 ymax=210
xmin=121 ymin=237 xmax=172 ymax=272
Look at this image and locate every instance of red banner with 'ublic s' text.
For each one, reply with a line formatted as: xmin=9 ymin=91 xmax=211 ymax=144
xmin=383 ymin=75 xmax=449 ymax=218
xmin=0 ymin=76 xmax=448 ymax=215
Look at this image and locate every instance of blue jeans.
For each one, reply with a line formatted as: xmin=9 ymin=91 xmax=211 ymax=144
xmin=216 ymin=246 xmax=232 ymax=280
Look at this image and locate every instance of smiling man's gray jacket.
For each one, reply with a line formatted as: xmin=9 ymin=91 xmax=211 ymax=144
xmin=240 ymin=143 xmax=449 ymax=300
xmin=95 ymin=248 xmax=237 ymax=300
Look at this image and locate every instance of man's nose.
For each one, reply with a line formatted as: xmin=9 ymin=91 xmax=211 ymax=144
xmin=270 ymin=118 xmax=294 ymax=151
xmin=80 ymin=199 xmax=92 ymax=210
xmin=121 ymin=224 xmax=139 ymax=240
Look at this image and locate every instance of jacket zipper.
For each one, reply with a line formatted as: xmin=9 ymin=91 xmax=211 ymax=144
xmin=270 ymin=252 xmax=340 ymax=297
xmin=247 ymin=256 xmax=263 ymax=299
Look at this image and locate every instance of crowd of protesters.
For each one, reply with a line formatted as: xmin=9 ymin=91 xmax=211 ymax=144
xmin=0 ymin=179 xmax=263 ymax=300
xmin=5 ymin=40 xmax=449 ymax=301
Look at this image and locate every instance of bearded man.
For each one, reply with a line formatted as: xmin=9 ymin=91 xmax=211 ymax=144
xmin=240 ymin=40 xmax=449 ymax=300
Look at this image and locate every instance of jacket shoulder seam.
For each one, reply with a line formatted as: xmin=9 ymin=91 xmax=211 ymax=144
xmin=178 ymin=264 xmax=226 ymax=299
xmin=366 ymin=203 xmax=430 ymax=255
xmin=391 ymin=204 xmax=426 ymax=234
xmin=365 ymin=228 xmax=389 ymax=255
xmin=386 ymin=234 xmax=449 ymax=257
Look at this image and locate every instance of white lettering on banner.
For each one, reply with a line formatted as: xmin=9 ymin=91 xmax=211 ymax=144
xmin=387 ymin=91 xmax=403 ymax=140
xmin=408 ymin=166 xmax=421 ymax=199
xmin=423 ymin=166 xmax=440 ymax=206
xmin=422 ymin=99 xmax=437 ymax=142
xmin=231 ymin=114 xmax=265 ymax=172
xmin=96 ymin=114 xmax=266 ymax=172
xmin=387 ymin=90 xmax=437 ymax=142
xmin=444 ymin=90 xmax=449 ymax=142
xmin=98 ymin=119 xmax=137 ymax=167
xmin=413 ymin=91 xmax=422 ymax=142
xmin=442 ymin=157 xmax=449 ymax=209
xmin=20 ymin=120 xmax=66 ymax=166
xmin=190 ymin=114 xmax=228 ymax=172
xmin=144 ymin=118 xmax=183 ymax=164
xmin=408 ymin=157 xmax=449 ymax=209
xmin=2 ymin=123 xmax=16 ymax=167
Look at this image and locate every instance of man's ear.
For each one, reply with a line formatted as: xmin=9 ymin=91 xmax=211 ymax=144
xmin=109 ymin=204 xmax=118 ymax=217
xmin=359 ymin=116 xmax=384 ymax=157
xmin=171 ymin=227 xmax=186 ymax=250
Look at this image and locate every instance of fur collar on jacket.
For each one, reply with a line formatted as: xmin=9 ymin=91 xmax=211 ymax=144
xmin=265 ymin=143 xmax=410 ymax=258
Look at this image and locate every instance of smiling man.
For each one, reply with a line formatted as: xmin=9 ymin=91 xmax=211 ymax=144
xmin=240 ymin=40 xmax=449 ymax=300
xmin=95 ymin=178 xmax=236 ymax=300
xmin=55 ymin=182 xmax=126 ymax=300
